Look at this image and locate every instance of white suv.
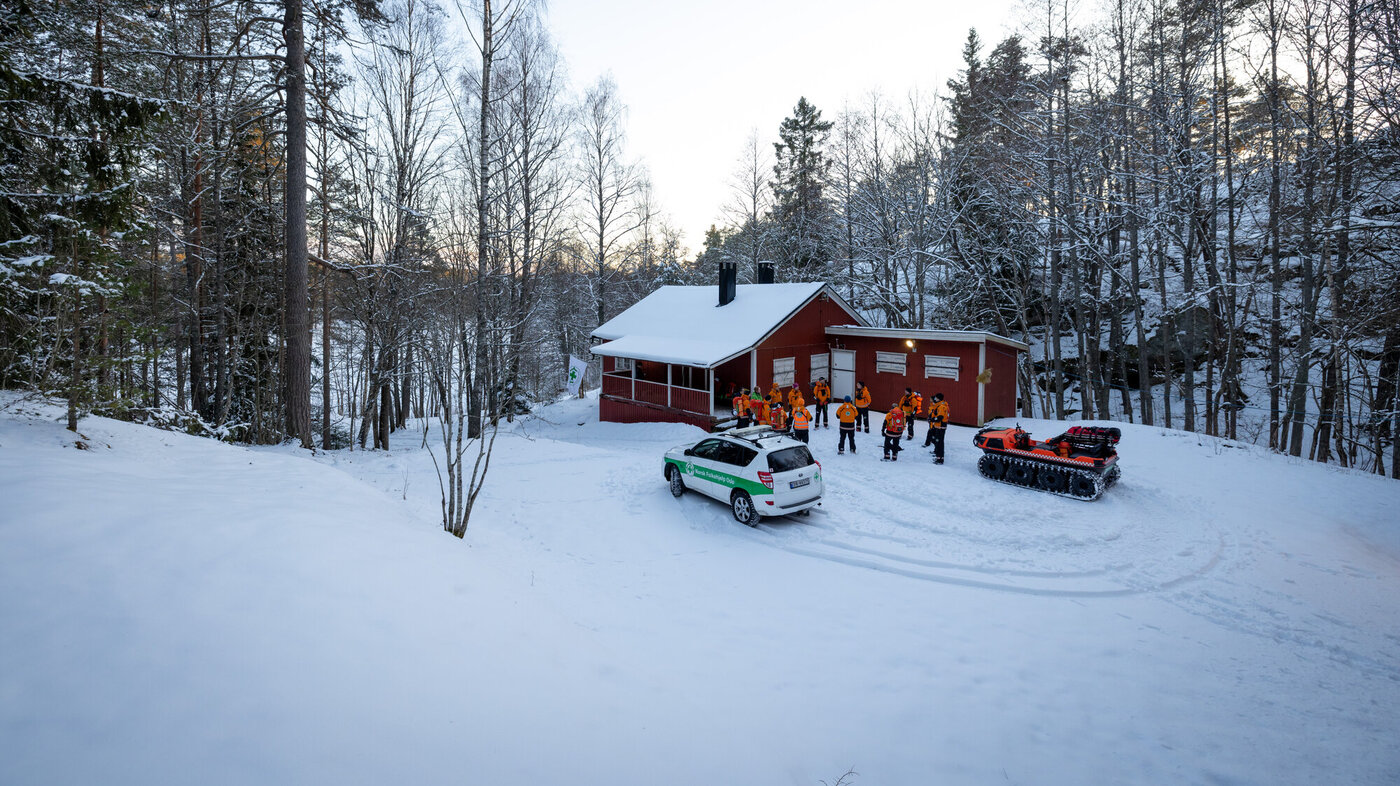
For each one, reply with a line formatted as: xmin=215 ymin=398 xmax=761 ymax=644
xmin=663 ymin=425 xmax=824 ymax=526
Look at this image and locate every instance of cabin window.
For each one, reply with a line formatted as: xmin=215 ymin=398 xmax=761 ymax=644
xmin=810 ymin=352 xmax=829 ymax=383
xmin=613 ymin=357 xmax=633 ymax=374
xmin=925 ymin=355 xmax=960 ymax=381
xmin=875 ymin=351 xmax=907 ymax=374
xmin=773 ymin=356 xmax=795 ymax=387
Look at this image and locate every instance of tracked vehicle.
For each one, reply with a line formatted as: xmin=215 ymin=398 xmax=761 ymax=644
xmin=973 ymin=425 xmax=1121 ymax=500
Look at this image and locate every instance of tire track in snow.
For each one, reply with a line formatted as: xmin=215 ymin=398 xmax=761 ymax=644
xmin=748 ymin=522 xmax=1227 ymax=597
xmin=604 ymin=433 xmax=1227 ymax=598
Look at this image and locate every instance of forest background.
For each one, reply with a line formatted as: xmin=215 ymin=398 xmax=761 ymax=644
xmin=2 ymin=0 xmax=1397 ymax=513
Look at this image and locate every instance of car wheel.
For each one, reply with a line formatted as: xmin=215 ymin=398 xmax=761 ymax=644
xmin=667 ymin=465 xmax=685 ymax=497
xmin=731 ymin=491 xmax=757 ymax=527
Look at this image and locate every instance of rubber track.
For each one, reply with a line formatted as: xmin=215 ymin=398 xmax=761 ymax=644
xmin=977 ymin=453 xmax=1116 ymax=501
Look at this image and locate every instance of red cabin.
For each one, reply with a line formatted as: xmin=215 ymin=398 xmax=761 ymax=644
xmin=590 ymin=263 xmax=1026 ymax=430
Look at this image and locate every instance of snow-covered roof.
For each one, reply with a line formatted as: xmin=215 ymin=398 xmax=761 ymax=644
xmin=591 ymin=283 xmax=859 ymax=368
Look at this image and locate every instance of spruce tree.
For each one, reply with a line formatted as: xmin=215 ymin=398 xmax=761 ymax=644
xmin=0 ymin=0 xmax=161 ymax=429
xmin=771 ymin=97 xmax=834 ymax=273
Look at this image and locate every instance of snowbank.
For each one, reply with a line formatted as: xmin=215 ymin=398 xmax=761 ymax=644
xmin=2 ymin=394 xmax=1397 ymax=785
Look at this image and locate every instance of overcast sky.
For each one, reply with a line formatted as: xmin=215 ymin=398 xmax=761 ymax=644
xmin=544 ymin=0 xmax=1022 ymax=258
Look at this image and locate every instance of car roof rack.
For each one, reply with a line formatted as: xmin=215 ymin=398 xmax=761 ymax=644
xmin=726 ymin=424 xmax=783 ymax=446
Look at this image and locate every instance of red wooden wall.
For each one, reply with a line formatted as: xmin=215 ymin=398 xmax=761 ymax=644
xmin=599 ymin=396 xmax=713 ymax=430
xmin=985 ymin=343 xmax=1020 ymax=422
xmin=826 ymin=335 xmax=981 ymax=425
xmin=750 ymin=293 xmax=861 ymax=399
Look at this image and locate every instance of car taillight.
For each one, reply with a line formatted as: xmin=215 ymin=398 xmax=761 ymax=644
xmin=758 ymin=470 xmax=774 ymax=489
xmin=815 ymin=460 xmax=821 ymax=474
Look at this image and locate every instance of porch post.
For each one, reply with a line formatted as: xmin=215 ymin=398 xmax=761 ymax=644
xmin=630 ymin=359 xmax=635 ymax=401
xmin=750 ymin=350 xmax=757 ymax=390
xmin=709 ymin=369 xmax=715 ymax=417
xmin=667 ymin=364 xmax=672 ymax=408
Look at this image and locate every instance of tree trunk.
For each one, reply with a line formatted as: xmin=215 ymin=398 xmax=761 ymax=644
xmin=283 ymin=0 xmax=312 ymax=448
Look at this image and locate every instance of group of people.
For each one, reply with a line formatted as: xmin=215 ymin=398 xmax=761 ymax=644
xmin=731 ymin=379 xmax=949 ymax=464
xmin=731 ymin=379 xmax=834 ymax=445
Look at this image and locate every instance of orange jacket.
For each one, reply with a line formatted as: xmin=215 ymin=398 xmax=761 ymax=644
xmin=814 ymin=381 xmax=831 ymax=404
xmin=732 ymin=394 xmax=748 ymax=415
xmin=913 ymin=393 xmax=923 ymax=414
xmin=792 ymin=406 xmax=811 ymax=430
xmin=768 ymin=384 xmax=782 ymax=405
xmin=788 ymin=389 xmax=805 ymax=409
xmin=751 ymin=399 xmax=769 ymax=422
xmin=768 ymin=405 xmax=787 ymax=430
xmin=836 ymin=402 xmax=858 ymax=424
xmin=929 ymin=399 xmax=949 ymax=428
xmin=883 ymin=409 xmax=905 ymax=435
xmin=899 ymin=393 xmax=917 ymax=414
xmin=855 ymin=387 xmax=871 ymax=408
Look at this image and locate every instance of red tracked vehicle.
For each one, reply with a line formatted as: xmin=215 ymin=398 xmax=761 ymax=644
xmin=972 ymin=425 xmax=1122 ymax=500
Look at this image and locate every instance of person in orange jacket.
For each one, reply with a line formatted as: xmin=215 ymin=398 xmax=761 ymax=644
xmin=768 ymin=400 xmax=788 ymax=433
xmin=836 ymin=395 xmax=859 ymax=454
xmin=788 ymin=384 xmax=805 ymax=414
xmin=750 ymin=392 xmax=768 ymax=426
xmin=881 ymin=404 xmax=906 ymax=461
xmin=899 ymin=387 xmax=919 ymax=440
xmin=812 ymin=377 xmax=832 ymax=428
xmin=733 ymin=387 xmax=751 ymax=428
xmin=767 ymin=382 xmax=782 ymax=409
xmin=923 ymin=392 xmax=949 ymax=464
xmin=854 ymin=382 xmax=872 ymax=432
xmin=790 ymin=403 xmax=811 ymax=443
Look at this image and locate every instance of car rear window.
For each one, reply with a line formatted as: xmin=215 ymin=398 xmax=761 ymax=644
xmin=767 ymin=446 xmax=815 ymax=472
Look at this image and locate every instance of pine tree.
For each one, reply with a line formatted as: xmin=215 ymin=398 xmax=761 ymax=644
xmin=771 ymin=96 xmax=834 ymax=274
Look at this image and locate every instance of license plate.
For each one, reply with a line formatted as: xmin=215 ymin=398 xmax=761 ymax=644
xmin=789 ymin=477 xmax=810 ymax=489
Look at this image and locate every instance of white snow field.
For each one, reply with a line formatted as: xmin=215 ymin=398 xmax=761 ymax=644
xmin=2 ymin=393 xmax=1398 ymax=786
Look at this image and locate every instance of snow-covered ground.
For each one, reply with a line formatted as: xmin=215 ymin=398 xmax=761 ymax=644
xmin=2 ymin=391 xmax=1398 ymax=785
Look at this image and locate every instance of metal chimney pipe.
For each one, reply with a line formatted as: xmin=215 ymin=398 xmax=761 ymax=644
xmin=757 ymin=260 xmax=775 ymax=284
xmin=718 ymin=261 xmax=737 ymax=306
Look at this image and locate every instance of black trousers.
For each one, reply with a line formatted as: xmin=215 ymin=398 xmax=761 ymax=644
xmin=925 ymin=426 xmax=946 ymax=459
xmin=793 ymin=428 xmax=809 ymax=443
xmin=857 ymin=407 xmax=870 ymax=430
xmin=905 ymin=413 xmax=916 ymax=437
xmin=814 ymin=402 xmax=829 ymax=426
xmin=883 ymin=432 xmax=902 ymax=458
xmin=838 ymin=426 xmax=856 ymax=452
